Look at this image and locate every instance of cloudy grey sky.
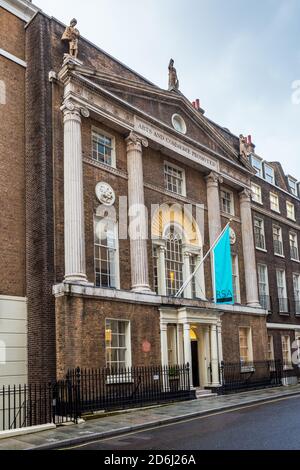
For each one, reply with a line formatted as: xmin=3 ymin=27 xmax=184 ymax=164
xmin=37 ymin=0 xmax=300 ymax=177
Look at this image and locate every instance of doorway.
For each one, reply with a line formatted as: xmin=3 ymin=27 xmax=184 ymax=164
xmin=191 ymin=340 xmax=200 ymax=387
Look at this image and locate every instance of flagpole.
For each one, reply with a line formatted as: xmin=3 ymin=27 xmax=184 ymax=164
xmin=175 ymin=219 xmax=232 ymax=298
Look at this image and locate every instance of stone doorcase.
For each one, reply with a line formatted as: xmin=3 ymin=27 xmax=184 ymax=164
xmin=160 ymin=307 xmax=223 ymax=389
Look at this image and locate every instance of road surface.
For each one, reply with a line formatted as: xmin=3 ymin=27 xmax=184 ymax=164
xmin=61 ymin=395 xmax=300 ymax=450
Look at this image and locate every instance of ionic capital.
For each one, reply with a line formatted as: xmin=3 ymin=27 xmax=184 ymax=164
xmin=239 ymin=188 xmax=252 ymax=203
xmin=61 ymin=100 xmax=90 ymax=122
xmin=205 ymin=171 xmax=223 ymax=187
xmin=126 ymin=131 xmax=149 ymax=152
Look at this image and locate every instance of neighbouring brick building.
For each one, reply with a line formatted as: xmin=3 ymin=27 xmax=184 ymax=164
xmin=248 ymin=149 xmax=300 ymax=384
xmin=2 ymin=0 xmax=292 ymax=390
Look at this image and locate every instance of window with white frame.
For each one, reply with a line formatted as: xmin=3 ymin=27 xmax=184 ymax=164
xmin=288 ymin=177 xmax=298 ymax=196
xmin=92 ymin=130 xmax=115 ymax=167
xmin=239 ymin=327 xmax=253 ymax=365
xmin=267 ymin=335 xmax=275 ymax=361
xmin=231 ymin=254 xmax=240 ymax=303
xmin=293 ymin=273 xmax=300 ymax=314
xmin=257 ymin=264 xmax=270 ymax=310
xmin=290 ymin=232 xmax=299 ymax=261
xmin=273 ymin=225 xmax=284 ymax=256
xmin=286 ymin=201 xmax=295 ymax=221
xmin=264 ymin=164 xmax=275 ymax=184
xmin=251 ymin=183 xmax=262 ymax=204
xmin=164 ymin=162 xmax=186 ymax=196
xmin=276 ymin=269 xmax=288 ymax=313
xmin=105 ymin=319 xmax=131 ymax=370
xmin=251 ymin=155 xmax=262 ymax=177
xmin=254 ymin=217 xmax=266 ymax=250
xmin=270 ymin=192 xmax=280 ymax=212
xmin=165 ymin=227 xmax=183 ymax=296
xmin=220 ymin=188 xmax=234 ymax=215
xmin=281 ymin=335 xmax=292 ymax=368
xmin=94 ymin=215 xmax=119 ymax=289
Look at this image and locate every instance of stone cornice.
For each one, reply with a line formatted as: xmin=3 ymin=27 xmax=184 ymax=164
xmin=52 ymin=283 xmax=268 ymax=316
xmin=252 ymin=204 xmax=300 ymax=231
xmin=83 ymin=157 xmax=128 ymax=179
xmin=0 ymin=0 xmax=38 ymax=22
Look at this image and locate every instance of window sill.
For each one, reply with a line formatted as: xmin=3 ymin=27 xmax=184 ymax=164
xmin=291 ymin=258 xmax=300 ymax=263
xmin=256 ymin=247 xmax=267 ymax=253
xmin=270 ymin=209 xmax=281 ymax=214
xmin=252 ymin=200 xmax=263 ymax=206
xmin=279 ymin=313 xmax=290 ymax=316
xmin=274 ymin=253 xmax=285 ymax=258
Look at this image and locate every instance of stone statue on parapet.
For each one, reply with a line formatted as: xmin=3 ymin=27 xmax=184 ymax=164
xmin=239 ymin=134 xmax=250 ymax=158
xmin=168 ymin=59 xmax=179 ymax=91
xmin=62 ymin=18 xmax=80 ymax=59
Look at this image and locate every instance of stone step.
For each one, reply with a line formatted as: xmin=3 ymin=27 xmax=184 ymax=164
xmin=195 ymin=389 xmax=218 ymax=399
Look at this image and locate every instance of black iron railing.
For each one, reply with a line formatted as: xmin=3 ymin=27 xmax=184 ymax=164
xmin=290 ymin=246 xmax=299 ymax=261
xmin=278 ymin=297 xmax=289 ymax=313
xmin=0 ymin=383 xmax=53 ymax=431
xmin=273 ymin=240 xmax=284 ymax=256
xmin=293 ymin=299 xmax=300 ymax=315
xmin=259 ymin=294 xmax=271 ymax=311
xmin=0 ymin=365 xmax=193 ymax=431
xmin=66 ymin=364 xmax=193 ymax=414
xmin=218 ymin=360 xmax=283 ymax=394
xmin=255 ymin=233 xmax=266 ymax=250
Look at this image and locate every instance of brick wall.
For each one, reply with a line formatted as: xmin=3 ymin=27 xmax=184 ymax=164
xmin=222 ymin=312 xmax=268 ymax=362
xmin=0 ymin=7 xmax=26 ymax=297
xmin=25 ymin=14 xmax=56 ymax=383
xmin=252 ymin=169 xmax=300 ymax=325
xmin=55 ymin=295 xmax=161 ymax=379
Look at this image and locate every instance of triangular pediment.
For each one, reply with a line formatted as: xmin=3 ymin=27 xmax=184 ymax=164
xmin=66 ymin=64 xmax=253 ymax=172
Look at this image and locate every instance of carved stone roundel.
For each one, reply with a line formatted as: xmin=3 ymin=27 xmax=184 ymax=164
xmin=229 ymin=228 xmax=236 ymax=245
xmin=95 ymin=182 xmax=115 ymax=206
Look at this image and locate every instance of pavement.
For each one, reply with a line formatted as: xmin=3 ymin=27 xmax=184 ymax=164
xmin=0 ymin=385 xmax=300 ymax=450
xmin=69 ymin=395 xmax=300 ymax=450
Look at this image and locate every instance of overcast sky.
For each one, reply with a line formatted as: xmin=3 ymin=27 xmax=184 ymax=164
xmin=37 ymin=0 xmax=300 ymax=177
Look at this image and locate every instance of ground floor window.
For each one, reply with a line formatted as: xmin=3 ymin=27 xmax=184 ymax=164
xmin=105 ymin=319 xmax=131 ymax=370
xmin=239 ymin=327 xmax=253 ymax=365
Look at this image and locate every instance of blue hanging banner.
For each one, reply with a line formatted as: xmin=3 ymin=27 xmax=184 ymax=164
xmin=213 ymin=226 xmax=234 ymax=304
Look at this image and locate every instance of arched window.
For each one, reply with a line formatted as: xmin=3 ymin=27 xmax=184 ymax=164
xmin=165 ymin=226 xmax=183 ymax=296
xmin=94 ymin=215 xmax=119 ymax=289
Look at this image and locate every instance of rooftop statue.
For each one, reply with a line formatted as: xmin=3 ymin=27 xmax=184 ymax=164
xmin=168 ymin=59 xmax=179 ymax=91
xmin=62 ymin=18 xmax=80 ymax=60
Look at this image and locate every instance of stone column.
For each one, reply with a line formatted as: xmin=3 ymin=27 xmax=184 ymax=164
xmin=157 ymin=245 xmax=167 ymax=296
xmin=205 ymin=172 xmax=223 ymax=246
xmin=62 ymin=101 xmax=89 ymax=283
xmin=126 ymin=132 xmax=151 ymax=292
xmin=160 ymin=323 xmax=169 ymax=367
xmin=239 ymin=189 xmax=260 ymax=307
xmin=205 ymin=172 xmax=223 ymax=299
xmin=183 ymin=323 xmax=193 ymax=386
xmin=210 ymin=324 xmax=220 ymax=387
xmin=217 ymin=322 xmax=223 ymax=363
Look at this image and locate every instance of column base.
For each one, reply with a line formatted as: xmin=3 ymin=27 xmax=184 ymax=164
xmin=131 ymin=285 xmax=155 ymax=294
xmin=64 ymin=275 xmax=90 ymax=285
xmin=247 ymin=301 xmax=261 ymax=308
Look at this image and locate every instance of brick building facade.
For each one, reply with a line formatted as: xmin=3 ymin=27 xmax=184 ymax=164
xmin=248 ymin=151 xmax=300 ymax=384
xmin=2 ymin=0 xmax=292 ymax=390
